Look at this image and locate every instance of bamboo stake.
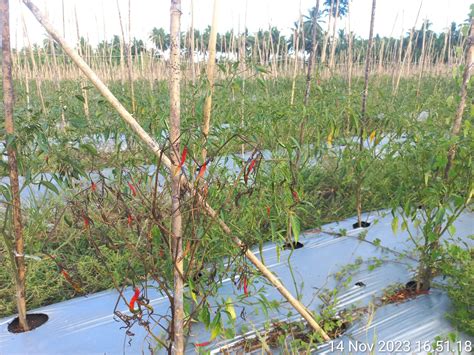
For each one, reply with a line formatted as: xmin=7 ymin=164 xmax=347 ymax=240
xmin=190 ymin=0 xmax=196 ymax=86
xmin=416 ymin=19 xmax=427 ymax=96
xmin=21 ymin=0 xmax=330 ymax=341
xmin=169 ymin=0 xmax=184 ymax=351
xmin=394 ymin=1 xmax=422 ymax=94
xmin=347 ymin=0 xmax=353 ymax=93
xmin=74 ymin=6 xmax=90 ymax=120
xmin=290 ymin=1 xmax=302 ymax=106
xmin=21 ymin=10 xmax=46 ymax=113
xmin=240 ymin=0 xmax=248 ymax=160
xmin=356 ymin=0 xmax=376 ymax=227
xmin=328 ymin=0 xmax=340 ymax=70
xmin=304 ymin=0 xmax=320 ymax=107
xmin=201 ymin=0 xmax=219 ymax=162
xmin=1 ymin=0 xmax=29 ymax=332
xmin=299 ymin=0 xmax=320 ymax=159
xmin=445 ymin=18 xmax=474 ymax=179
xmin=116 ymin=1 xmax=125 ymax=89
xmin=127 ymin=0 xmax=136 ymax=113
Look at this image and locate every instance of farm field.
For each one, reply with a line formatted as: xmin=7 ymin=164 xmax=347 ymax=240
xmin=0 ymin=0 xmax=473 ymax=353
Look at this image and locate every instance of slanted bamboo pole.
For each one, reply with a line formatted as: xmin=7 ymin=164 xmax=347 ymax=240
xmin=21 ymin=0 xmax=330 ymax=341
xmin=1 ymin=0 xmax=29 ymax=332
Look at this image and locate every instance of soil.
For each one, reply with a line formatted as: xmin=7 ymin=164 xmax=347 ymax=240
xmin=283 ymin=241 xmax=304 ymax=250
xmin=7 ymin=313 xmax=49 ymax=333
xmin=380 ymin=283 xmax=429 ymax=305
xmin=352 ymin=221 xmax=371 ymax=229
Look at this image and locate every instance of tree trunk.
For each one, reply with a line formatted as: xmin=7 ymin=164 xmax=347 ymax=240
xmin=1 ymin=0 xmax=30 ymax=332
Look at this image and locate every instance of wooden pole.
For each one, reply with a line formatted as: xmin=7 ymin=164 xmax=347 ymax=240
xmin=304 ymin=0 xmax=320 ymax=106
xmin=21 ymin=0 xmax=330 ymax=341
xmin=1 ymin=0 xmax=30 ymax=332
xmin=169 ymin=1 xmax=184 ymax=352
xmin=444 ymin=18 xmax=474 ymax=179
xmin=356 ymin=0 xmax=376 ymax=226
xmin=202 ymin=0 xmax=219 ymax=162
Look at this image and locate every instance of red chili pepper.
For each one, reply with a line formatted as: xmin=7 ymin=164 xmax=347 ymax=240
xmin=198 ymin=162 xmax=207 ymax=179
xmin=91 ymin=181 xmax=97 ymax=192
xmin=248 ymin=159 xmax=256 ymax=174
xmin=127 ymin=214 xmax=133 ymax=227
xmin=243 ymin=277 xmax=248 ymax=296
xmin=244 ymin=159 xmax=256 ymax=184
xmin=179 ymin=146 xmax=188 ymax=167
xmin=83 ymin=215 xmax=90 ymax=229
xmin=129 ymin=287 xmax=140 ymax=312
xmin=195 ymin=341 xmax=211 ymax=347
xmin=292 ymin=190 xmax=299 ymax=202
xmin=266 ymin=206 xmax=271 ymax=217
xmin=128 ymin=182 xmax=137 ymax=196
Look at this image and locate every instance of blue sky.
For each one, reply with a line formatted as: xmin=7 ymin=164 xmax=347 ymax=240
xmin=7 ymin=0 xmax=473 ymax=48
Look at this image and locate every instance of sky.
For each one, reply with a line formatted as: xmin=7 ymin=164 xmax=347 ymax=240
xmin=5 ymin=0 xmax=473 ymax=49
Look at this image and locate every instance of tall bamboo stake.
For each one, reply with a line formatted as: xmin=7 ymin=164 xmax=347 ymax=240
xmin=21 ymin=10 xmax=46 ymax=113
xmin=394 ymin=1 xmax=422 ymax=95
xmin=169 ymin=0 xmax=184 ymax=351
xmin=328 ymin=0 xmax=340 ymax=70
xmin=356 ymin=0 xmax=376 ymax=226
xmin=320 ymin=0 xmax=334 ymax=65
xmin=127 ymin=0 xmax=136 ymax=113
xmin=290 ymin=1 xmax=302 ymax=106
xmin=347 ymin=0 xmax=353 ymax=93
xmin=201 ymin=0 xmax=219 ymax=162
xmin=190 ymin=0 xmax=196 ymax=86
xmin=304 ymin=0 xmax=320 ymax=107
xmin=74 ymin=7 xmax=90 ymax=120
xmin=444 ymin=18 xmax=474 ymax=179
xmin=299 ymin=0 xmax=320 ymax=161
xmin=416 ymin=19 xmax=427 ymax=95
xmin=1 ymin=0 xmax=30 ymax=332
xmin=21 ymin=0 xmax=330 ymax=341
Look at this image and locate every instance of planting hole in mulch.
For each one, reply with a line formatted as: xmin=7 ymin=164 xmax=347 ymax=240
xmin=7 ymin=313 xmax=49 ymax=333
xmin=405 ymin=280 xmax=429 ymax=292
xmin=284 ymin=241 xmax=304 ymax=250
xmin=352 ymin=221 xmax=371 ymax=229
